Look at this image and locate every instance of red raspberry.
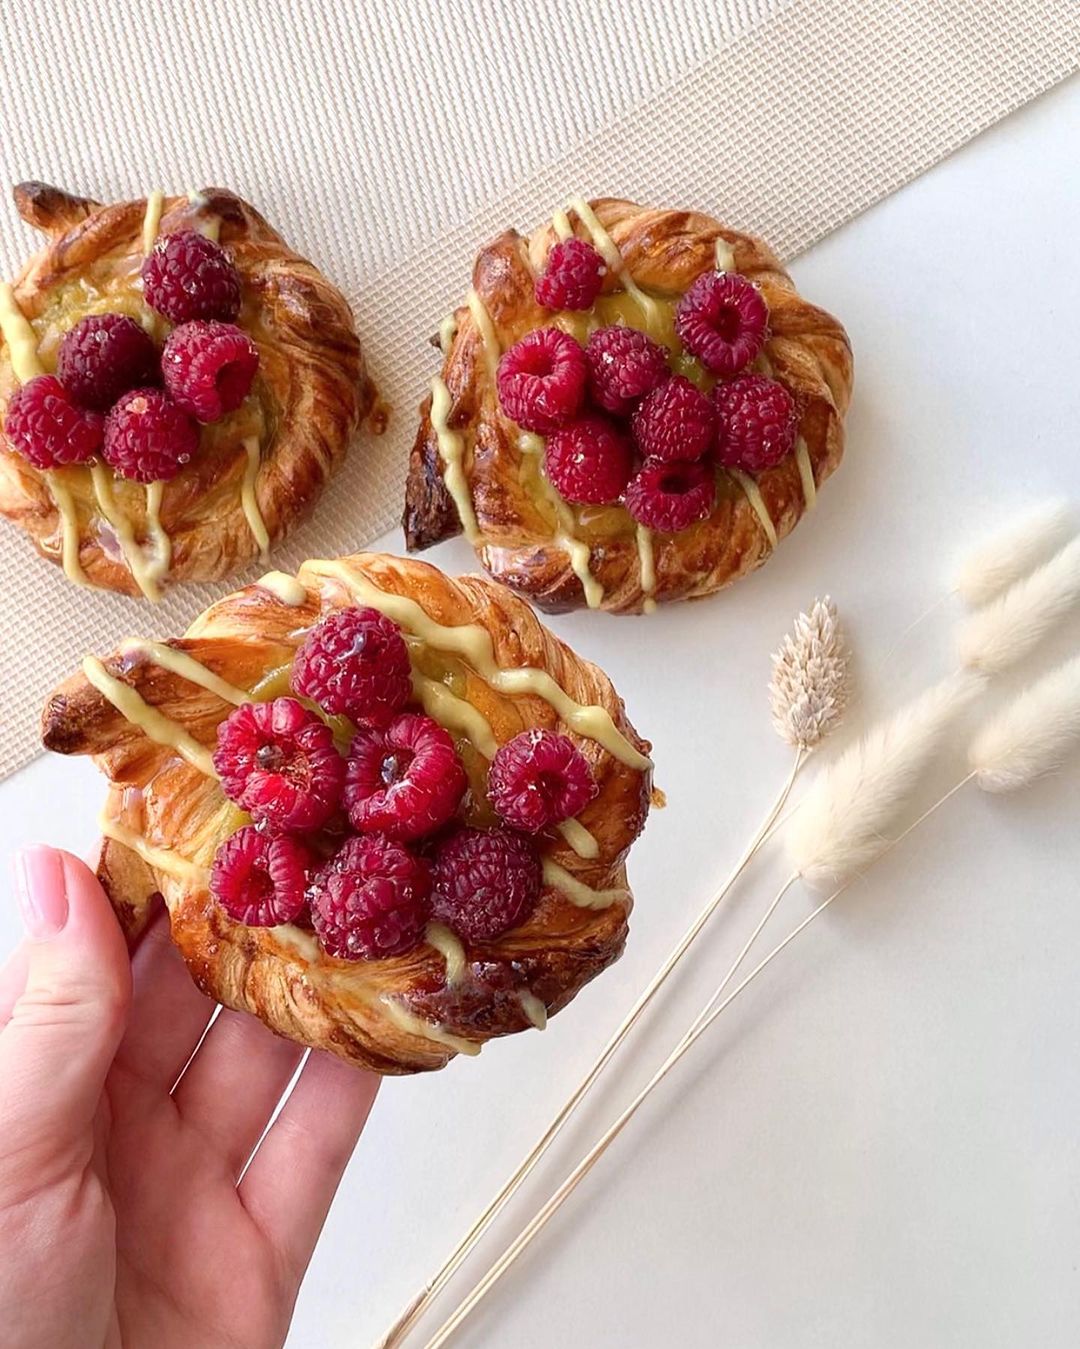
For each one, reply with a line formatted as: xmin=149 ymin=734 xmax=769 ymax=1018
xmin=585 ymin=325 xmax=669 ymax=415
xmin=210 ymin=824 xmax=314 ymax=927
xmin=161 ymin=320 xmax=259 ymax=423
xmin=3 ymin=374 xmax=103 ymax=469
xmin=345 ymin=712 xmax=467 ymax=841
xmin=213 ymin=697 xmax=346 ymax=831
xmin=141 ymin=230 xmax=242 ymax=324
xmin=545 ymin=412 xmax=632 ymax=505
xmin=292 ymin=606 xmax=412 ymax=727
xmin=624 ymin=458 xmax=716 ymax=533
xmin=675 ymin=271 xmax=768 ymax=376
xmin=488 ymin=729 xmax=597 ymax=833
xmin=56 ymin=313 xmax=158 ymax=410
xmin=714 ymin=374 xmax=798 ymax=472
xmin=431 ymin=827 xmax=542 ymax=943
xmin=102 ymin=388 xmax=199 ymax=483
xmin=496 ymin=327 xmax=587 ymax=434
xmin=310 ymin=834 xmax=431 ymax=960
xmin=535 ymin=238 xmax=606 ymax=311
xmin=631 ymin=375 xmax=715 ymax=463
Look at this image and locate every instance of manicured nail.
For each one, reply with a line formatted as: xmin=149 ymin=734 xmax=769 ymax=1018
xmin=14 ymin=846 xmax=69 ymax=941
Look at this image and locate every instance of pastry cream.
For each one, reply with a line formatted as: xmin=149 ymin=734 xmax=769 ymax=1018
xmin=98 ymin=810 xmax=209 ymax=886
xmin=118 ymin=638 xmax=249 ymax=706
xmin=795 ymin=437 xmax=817 ymax=509
xmin=0 ymin=282 xmax=44 ymax=382
xmin=302 ymin=559 xmax=650 ymax=770
xmin=431 ymin=377 xmax=481 ymax=544
xmin=466 ymin=289 xmax=500 ymax=380
xmin=519 ymin=432 xmax=603 ymax=609
xmin=257 ymin=570 xmax=308 ymax=606
xmin=728 ymin=467 xmax=778 ymax=548
xmin=518 ymin=990 xmax=548 ymax=1030
xmin=141 ymin=190 xmax=164 ymax=253
xmin=437 ymin=314 xmax=458 ymax=355
xmin=567 ymin=196 xmax=661 ymax=335
xmin=541 ymin=857 xmax=629 ymax=910
xmin=240 ymin=436 xmax=270 ymax=560
xmin=714 ymin=237 xmax=736 ymax=272
xmin=636 ymin=524 xmax=657 ymax=613
xmin=90 ymin=464 xmax=164 ymax=601
xmin=381 ymin=997 xmax=481 ymax=1057
xmin=82 ymin=655 xmax=217 ymax=776
xmin=425 ymin=922 xmax=468 ymax=986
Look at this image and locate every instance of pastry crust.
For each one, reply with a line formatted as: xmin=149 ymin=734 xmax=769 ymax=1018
xmin=0 ymin=183 xmax=376 ymax=597
xmin=41 ymin=552 xmax=652 ymax=1074
xmin=404 ymin=197 xmax=853 ymax=613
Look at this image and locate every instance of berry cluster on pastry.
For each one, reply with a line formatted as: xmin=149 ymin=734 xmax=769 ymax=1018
xmin=42 ymin=553 xmax=652 ymax=1073
xmin=0 ymin=183 xmax=375 ymax=599
xmin=404 ymin=197 xmax=853 ymax=613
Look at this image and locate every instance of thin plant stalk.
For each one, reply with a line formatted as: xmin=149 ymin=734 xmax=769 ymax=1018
xmin=377 ymin=751 xmax=804 ymax=1349
xmin=424 ymin=776 xmax=977 ymax=1349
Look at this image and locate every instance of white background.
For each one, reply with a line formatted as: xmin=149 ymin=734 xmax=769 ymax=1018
xmin=3 ymin=74 xmax=1080 ymax=1349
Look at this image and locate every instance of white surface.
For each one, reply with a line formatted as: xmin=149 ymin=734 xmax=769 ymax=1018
xmin=4 ymin=75 xmax=1080 ymax=1349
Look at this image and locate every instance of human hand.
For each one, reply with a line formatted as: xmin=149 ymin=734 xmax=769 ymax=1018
xmin=0 ymin=846 xmax=379 ymax=1349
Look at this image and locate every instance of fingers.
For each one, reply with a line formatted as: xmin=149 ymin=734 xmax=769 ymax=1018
xmin=112 ymin=907 xmax=217 ymax=1094
xmin=0 ymin=847 xmax=131 ymax=1172
xmin=172 ymin=1010 xmax=305 ymax=1177
xmin=0 ymin=944 xmax=30 ymax=1026
xmin=239 ymin=1051 xmax=380 ymax=1274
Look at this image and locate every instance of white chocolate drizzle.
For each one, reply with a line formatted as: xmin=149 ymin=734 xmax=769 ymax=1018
xmin=519 ymin=432 xmax=603 ymax=609
xmin=241 ymin=436 xmax=270 ymax=560
xmin=381 ymin=997 xmax=481 ymax=1057
xmin=556 ymin=817 xmax=600 ymax=860
xmin=567 ymin=196 xmax=660 ymax=331
xmin=518 ymin=991 xmax=548 ymax=1030
xmin=82 ymin=655 xmax=217 ymax=777
xmin=795 ymin=437 xmax=817 ymax=509
xmin=425 ymin=922 xmax=467 ymax=986
xmin=0 ymin=284 xmax=90 ymax=585
xmin=541 ymin=857 xmax=629 ymax=911
xmin=728 ymin=467 xmax=778 ymax=548
xmin=301 ymin=559 xmax=649 ymax=770
xmin=714 ymin=236 xmax=736 ymax=272
xmin=552 ymin=209 xmax=574 ymax=242
xmin=430 ymin=377 xmax=480 ymax=543
xmin=118 ymin=638 xmax=249 ymax=706
xmin=257 ymin=570 xmax=308 ymax=606
xmin=438 ymin=314 xmax=458 ymax=355
xmin=466 ymin=289 xmax=500 ymax=380
xmin=636 ymin=524 xmax=657 ymax=614
xmin=98 ymin=809 xmax=209 ymax=886
xmin=144 ymin=481 xmax=172 ymax=584
xmin=187 ymin=191 xmax=221 ymax=242
xmin=89 ymin=464 xmax=166 ymax=601
xmin=141 ymin=190 xmax=164 ymax=253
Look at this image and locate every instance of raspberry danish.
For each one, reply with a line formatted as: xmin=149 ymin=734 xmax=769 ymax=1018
xmin=41 ymin=553 xmax=652 ymax=1073
xmin=0 ymin=182 xmax=377 ymax=599
xmin=404 ymin=197 xmax=853 ymax=614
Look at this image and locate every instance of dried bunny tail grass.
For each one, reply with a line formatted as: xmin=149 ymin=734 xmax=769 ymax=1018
xmin=956 ymin=500 xmax=1074 ymax=607
xmin=969 ymin=653 xmax=1080 ymax=792
xmin=958 ymin=536 xmax=1080 ymax=675
xmin=787 ymin=671 xmax=985 ymax=890
xmin=769 ymin=597 xmax=852 ymax=750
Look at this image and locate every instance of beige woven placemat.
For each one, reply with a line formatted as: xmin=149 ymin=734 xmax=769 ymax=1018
xmin=0 ymin=0 xmax=1077 ymax=778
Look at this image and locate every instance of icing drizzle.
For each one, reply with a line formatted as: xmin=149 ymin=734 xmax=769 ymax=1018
xmin=240 ymin=436 xmax=270 ymax=560
xmin=728 ymin=467 xmax=778 ymax=548
xmin=431 ymin=377 xmax=481 ymax=543
xmin=82 ymin=655 xmax=217 ymax=776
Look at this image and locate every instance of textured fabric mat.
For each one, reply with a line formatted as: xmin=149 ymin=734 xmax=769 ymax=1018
xmin=0 ymin=0 xmax=1076 ymax=777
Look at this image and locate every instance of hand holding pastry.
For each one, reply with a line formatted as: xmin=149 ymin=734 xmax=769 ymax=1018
xmin=0 ymin=845 xmax=378 ymax=1349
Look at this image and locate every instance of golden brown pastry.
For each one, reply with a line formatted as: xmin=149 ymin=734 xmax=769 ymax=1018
xmin=0 ymin=182 xmax=376 ymax=599
xmin=41 ymin=552 xmax=652 ymax=1074
xmin=404 ymin=196 xmax=853 ymax=614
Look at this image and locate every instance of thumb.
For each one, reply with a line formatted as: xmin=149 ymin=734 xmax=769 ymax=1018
xmin=0 ymin=847 xmax=131 ymax=1167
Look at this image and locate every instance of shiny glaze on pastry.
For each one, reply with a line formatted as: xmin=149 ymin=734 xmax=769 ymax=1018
xmin=41 ymin=552 xmax=652 ymax=1074
xmin=404 ymin=197 xmax=853 ymax=614
xmin=0 ymin=183 xmax=375 ymax=598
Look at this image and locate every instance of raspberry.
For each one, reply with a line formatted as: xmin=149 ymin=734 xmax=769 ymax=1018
xmin=292 ymin=606 xmax=412 ymax=727
xmin=631 ymin=375 xmax=715 ymax=463
xmin=210 ymin=825 xmax=314 ymax=927
xmin=3 ymin=374 xmax=103 ymax=469
xmin=714 ymin=374 xmax=798 ymax=472
xmin=344 ymin=712 xmax=467 ymax=841
xmin=674 ymin=271 xmax=768 ymax=376
xmin=488 ymin=729 xmax=597 ymax=833
xmin=431 ymin=827 xmax=542 ymax=943
xmin=535 ymin=239 xmax=606 ymax=311
xmin=213 ymin=697 xmax=346 ymax=831
xmin=545 ymin=413 xmax=632 ymax=505
xmin=56 ymin=313 xmax=159 ymax=410
xmin=310 ymin=834 xmax=431 ymax=960
xmin=102 ymin=388 xmax=199 ymax=483
xmin=161 ymin=320 xmax=259 ymax=422
xmin=496 ymin=327 xmax=587 ymax=434
xmin=141 ymin=230 xmax=242 ymax=324
xmin=584 ymin=325 xmax=669 ymax=415
xmin=624 ymin=458 xmax=716 ymax=533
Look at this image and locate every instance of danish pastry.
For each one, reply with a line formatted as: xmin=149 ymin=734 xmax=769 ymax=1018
xmin=41 ymin=552 xmax=652 ymax=1073
xmin=404 ymin=197 xmax=853 ymax=614
xmin=0 ymin=183 xmax=375 ymax=599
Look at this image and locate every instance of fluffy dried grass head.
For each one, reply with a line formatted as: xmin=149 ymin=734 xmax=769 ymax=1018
xmin=769 ymin=597 xmax=852 ymax=751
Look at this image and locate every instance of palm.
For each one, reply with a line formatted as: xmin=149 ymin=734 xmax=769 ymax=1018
xmin=101 ymin=915 xmax=379 ymax=1349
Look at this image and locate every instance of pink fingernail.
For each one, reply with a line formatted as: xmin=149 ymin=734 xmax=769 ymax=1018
xmin=14 ymin=846 xmax=69 ymax=941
